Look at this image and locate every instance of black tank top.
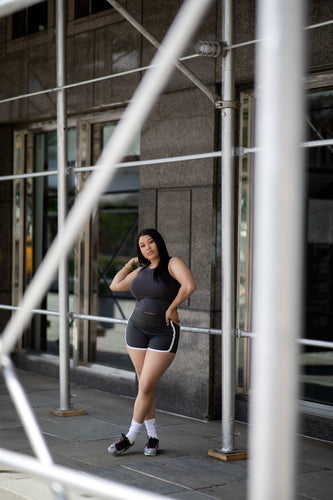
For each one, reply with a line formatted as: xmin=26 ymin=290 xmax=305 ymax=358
xmin=130 ymin=266 xmax=181 ymax=315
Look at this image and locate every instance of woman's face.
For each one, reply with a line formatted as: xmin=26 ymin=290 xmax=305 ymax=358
xmin=138 ymin=234 xmax=159 ymax=263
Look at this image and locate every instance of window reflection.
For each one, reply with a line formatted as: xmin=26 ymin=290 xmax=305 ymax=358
xmin=93 ymin=121 xmax=139 ymax=370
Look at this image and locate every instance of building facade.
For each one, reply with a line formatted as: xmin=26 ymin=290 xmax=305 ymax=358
xmin=0 ymin=0 xmax=332 ymax=441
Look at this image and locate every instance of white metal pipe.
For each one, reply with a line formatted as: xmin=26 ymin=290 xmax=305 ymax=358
xmin=0 ymin=448 xmax=169 ymax=500
xmin=2 ymin=303 xmax=332 ymax=347
xmin=0 ymin=135 xmax=332 ymax=182
xmin=0 ymin=0 xmax=43 ymax=18
xmin=303 ymin=138 xmax=333 ymax=149
xmin=56 ymin=0 xmax=70 ymax=412
xmin=2 ymin=357 xmax=55 ymax=463
xmin=297 ymin=338 xmax=333 ymax=349
xmin=0 ymin=54 xmax=199 ymax=107
xmin=249 ymin=0 xmax=305 ymax=499
xmin=0 ymin=304 xmax=59 ymax=316
xmin=220 ymin=0 xmax=236 ymax=453
xmin=305 ymin=19 xmax=333 ymax=30
xmin=0 ymin=171 xmax=57 ymax=181
xmin=71 ymin=151 xmax=224 ymax=171
xmin=3 ymin=300 xmax=332 ymax=347
xmin=0 ymin=0 xmax=213 ymax=358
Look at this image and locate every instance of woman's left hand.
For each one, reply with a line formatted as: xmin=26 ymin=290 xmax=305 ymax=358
xmin=166 ymin=307 xmax=180 ymax=327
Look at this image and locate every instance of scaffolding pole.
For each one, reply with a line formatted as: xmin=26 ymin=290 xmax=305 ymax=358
xmin=208 ymin=0 xmax=247 ymax=463
xmin=220 ymin=0 xmax=236 ymax=456
xmin=249 ymin=0 xmax=305 ymax=499
xmin=56 ymin=0 xmax=70 ymax=413
xmin=0 ymin=0 xmax=42 ymax=17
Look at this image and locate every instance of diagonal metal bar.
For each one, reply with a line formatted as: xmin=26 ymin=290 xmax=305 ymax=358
xmin=101 ymin=217 xmax=138 ymax=278
xmin=0 ymin=0 xmax=43 ymax=17
xmin=98 ymin=269 xmax=126 ymax=319
xmin=98 ymin=217 xmax=138 ymax=319
xmin=0 ymin=0 xmax=213 ymax=357
xmin=305 ymin=115 xmax=333 ymax=154
xmin=106 ymin=0 xmax=219 ymax=105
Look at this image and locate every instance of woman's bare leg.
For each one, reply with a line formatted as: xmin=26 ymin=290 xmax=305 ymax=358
xmin=126 ymin=347 xmax=156 ymax=420
xmin=131 ymin=349 xmax=175 ymax=423
xmin=108 ymin=347 xmax=174 ymax=455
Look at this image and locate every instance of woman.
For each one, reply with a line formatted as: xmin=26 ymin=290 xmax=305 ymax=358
xmin=108 ymin=228 xmax=196 ymax=456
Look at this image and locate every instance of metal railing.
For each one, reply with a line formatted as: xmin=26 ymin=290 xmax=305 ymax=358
xmin=1 ymin=303 xmax=332 ymax=349
xmin=1 ymin=135 xmax=332 ymax=182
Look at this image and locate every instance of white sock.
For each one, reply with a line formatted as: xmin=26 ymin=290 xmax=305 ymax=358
xmin=144 ymin=418 xmax=158 ymax=439
xmin=126 ymin=419 xmax=142 ymax=444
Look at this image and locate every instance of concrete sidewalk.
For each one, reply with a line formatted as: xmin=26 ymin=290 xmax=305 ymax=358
xmin=0 ymin=369 xmax=331 ymax=500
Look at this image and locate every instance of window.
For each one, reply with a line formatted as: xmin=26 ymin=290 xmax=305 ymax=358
xmin=75 ymin=0 xmax=112 ymax=19
xmin=12 ymin=1 xmax=48 ymax=39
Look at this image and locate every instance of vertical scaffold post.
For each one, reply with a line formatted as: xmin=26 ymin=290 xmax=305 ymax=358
xmin=208 ymin=0 xmax=243 ymax=461
xmin=208 ymin=0 xmax=247 ymax=462
xmin=249 ymin=0 xmax=305 ymax=499
xmin=56 ymin=0 xmax=70 ymax=412
xmin=220 ymin=0 xmax=235 ymax=455
xmin=51 ymin=0 xmax=86 ymax=418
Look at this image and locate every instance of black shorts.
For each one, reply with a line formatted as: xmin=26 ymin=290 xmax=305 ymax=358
xmin=125 ymin=308 xmax=180 ymax=354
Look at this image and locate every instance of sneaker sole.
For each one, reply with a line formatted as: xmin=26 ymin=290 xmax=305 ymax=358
xmin=108 ymin=445 xmax=131 ymax=456
xmin=144 ymin=448 xmax=159 ymax=456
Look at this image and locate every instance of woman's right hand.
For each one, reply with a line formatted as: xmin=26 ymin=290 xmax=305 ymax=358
xmin=110 ymin=257 xmax=140 ymax=292
xmin=126 ymin=257 xmax=139 ymax=269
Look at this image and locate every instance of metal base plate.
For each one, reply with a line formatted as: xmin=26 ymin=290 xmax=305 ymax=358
xmin=207 ymin=448 xmax=248 ymax=461
xmin=49 ymin=408 xmax=87 ymax=417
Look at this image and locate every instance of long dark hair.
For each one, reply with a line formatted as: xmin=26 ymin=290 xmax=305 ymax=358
xmin=136 ymin=228 xmax=172 ymax=283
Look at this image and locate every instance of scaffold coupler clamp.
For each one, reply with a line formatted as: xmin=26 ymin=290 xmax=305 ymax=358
xmin=215 ymin=99 xmax=241 ymax=110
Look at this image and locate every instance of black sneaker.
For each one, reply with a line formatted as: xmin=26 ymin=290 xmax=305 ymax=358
xmin=108 ymin=433 xmax=133 ymax=456
xmin=144 ymin=436 xmax=159 ymax=456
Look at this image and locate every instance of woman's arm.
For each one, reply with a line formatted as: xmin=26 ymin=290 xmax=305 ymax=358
xmin=165 ymin=257 xmax=196 ymax=326
xmin=110 ymin=257 xmax=140 ymax=292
